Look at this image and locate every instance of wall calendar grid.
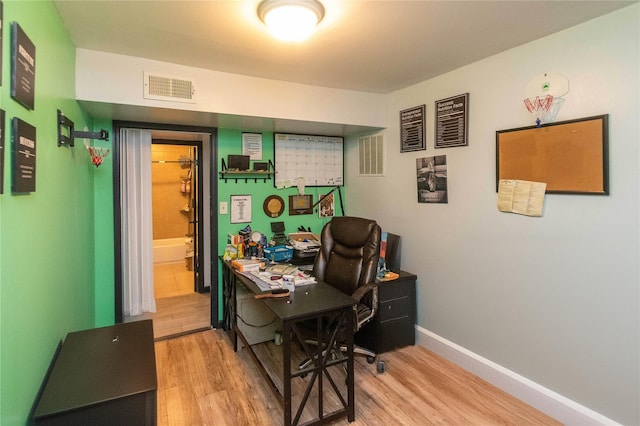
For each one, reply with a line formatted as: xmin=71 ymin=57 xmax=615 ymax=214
xmin=274 ymin=133 xmax=344 ymax=188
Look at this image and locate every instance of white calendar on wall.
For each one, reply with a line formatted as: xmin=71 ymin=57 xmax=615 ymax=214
xmin=274 ymin=133 xmax=344 ymax=187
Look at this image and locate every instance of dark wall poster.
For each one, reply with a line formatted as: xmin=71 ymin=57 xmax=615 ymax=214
xmin=0 ymin=2 xmax=4 ymax=85
xmin=0 ymin=110 xmax=5 ymax=194
xmin=435 ymin=93 xmax=469 ymax=148
xmin=12 ymin=117 xmax=36 ymax=193
xmin=11 ymin=22 xmax=36 ymax=110
xmin=400 ymin=105 xmax=426 ymax=152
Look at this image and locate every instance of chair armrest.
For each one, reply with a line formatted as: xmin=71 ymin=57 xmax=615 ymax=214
xmin=351 ymin=283 xmax=378 ymax=330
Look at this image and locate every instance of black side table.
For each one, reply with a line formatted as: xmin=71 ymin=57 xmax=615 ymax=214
xmin=32 ymin=320 xmax=157 ymax=426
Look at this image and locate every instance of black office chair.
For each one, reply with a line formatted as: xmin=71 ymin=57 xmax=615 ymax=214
xmin=299 ymin=216 xmax=384 ymax=372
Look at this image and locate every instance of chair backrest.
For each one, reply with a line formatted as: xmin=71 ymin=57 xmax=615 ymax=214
xmin=313 ymin=216 xmax=381 ymax=296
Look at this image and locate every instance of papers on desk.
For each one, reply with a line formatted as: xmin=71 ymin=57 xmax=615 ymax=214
xmin=241 ymin=269 xmax=316 ymax=292
xmin=288 ymin=232 xmax=321 ymax=257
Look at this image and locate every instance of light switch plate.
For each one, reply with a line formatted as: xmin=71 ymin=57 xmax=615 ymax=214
xmin=220 ymin=201 xmax=228 ymax=214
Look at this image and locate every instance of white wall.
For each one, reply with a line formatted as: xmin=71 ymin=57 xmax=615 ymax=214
xmin=75 ymin=49 xmax=387 ymax=130
xmin=346 ymin=6 xmax=639 ymax=425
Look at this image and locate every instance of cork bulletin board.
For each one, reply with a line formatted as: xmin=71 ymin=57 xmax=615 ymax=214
xmin=496 ymin=115 xmax=609 ymax=194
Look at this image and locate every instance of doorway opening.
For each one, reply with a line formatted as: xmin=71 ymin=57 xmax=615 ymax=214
xmin=114 ymin=121 xmax=218 ymax=340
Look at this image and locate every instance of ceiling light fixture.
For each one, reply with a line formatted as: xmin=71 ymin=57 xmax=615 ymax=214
xmin=258 ymin=0 xmax=325 ymax=42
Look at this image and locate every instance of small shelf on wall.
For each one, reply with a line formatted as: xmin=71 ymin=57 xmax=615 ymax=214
xmin=219 ymin=159 xmax=274 ymax=183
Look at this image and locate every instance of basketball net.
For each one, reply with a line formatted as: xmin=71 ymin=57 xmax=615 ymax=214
xmin=84 ymin=140 xmax=110 ymax=167
xmin=523 ymin=94 xmax=564 ymax=127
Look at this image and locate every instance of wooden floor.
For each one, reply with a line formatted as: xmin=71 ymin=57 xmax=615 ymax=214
xmin=155 ymin=329 xmax=562 ymax=425
xmin=125 ymin=262 xmax=211 ymax=339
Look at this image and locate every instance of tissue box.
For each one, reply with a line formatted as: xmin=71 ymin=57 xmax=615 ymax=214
xmin=264 ymin=245 xmax=293 ymax=262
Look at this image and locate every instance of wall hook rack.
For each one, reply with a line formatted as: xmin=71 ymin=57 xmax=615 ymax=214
xmin=57 ymin=109 xmax=109 ymax=147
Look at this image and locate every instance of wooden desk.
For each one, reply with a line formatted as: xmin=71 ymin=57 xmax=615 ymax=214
xmin=221 ymin=261 xmax=356 ymax=426
xmin=32 ymin=320 xmax=157 ymax=426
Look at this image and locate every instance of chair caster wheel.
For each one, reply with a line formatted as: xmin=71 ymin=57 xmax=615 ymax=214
xmin=377 ymin=360 xmax=386 ymax=374
xmin=366 ymin=355 xmax=376 ymax=364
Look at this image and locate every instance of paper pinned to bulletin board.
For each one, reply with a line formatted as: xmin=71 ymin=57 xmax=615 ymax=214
xmin=497 ymin=179 xmax=546 ymax=217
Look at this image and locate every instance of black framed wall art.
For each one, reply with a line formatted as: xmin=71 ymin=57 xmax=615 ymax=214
xmin=0 ymin=109 xmax=5 ymax=194
xmin=11 ymin=22 xmax=36 ymax=110
xmin=400 ymin=105 xmax=426 ymax=152
xmin=12 ymin=117 xmax=36 ymax=193
xmin=435 ymin=93 xmax=469 ymax=148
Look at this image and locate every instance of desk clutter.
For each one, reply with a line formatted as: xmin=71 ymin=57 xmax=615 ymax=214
xmin=235 ymin=262 xmax=317 ymax=293
xmin=223 ymin=222 xmax=321 ymax=264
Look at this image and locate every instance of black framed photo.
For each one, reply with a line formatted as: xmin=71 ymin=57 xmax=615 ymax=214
xmin=435 ymin=93 xmax=469 ymax=148
xmin=400 ymin=105 xmax=426 ymax=152
xmin=289 ymin=194 xmax=313 ymax=215
xmin=11 ymin=22 xmax=36 ymax=110
xmin=12 ymin=117 xmax=36 ymax=193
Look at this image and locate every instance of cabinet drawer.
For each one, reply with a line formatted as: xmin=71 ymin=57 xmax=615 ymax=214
xmin=378 ymin=280 xmax=412 ymax=301
xmin=378 ymin=297 xmax=410 ymax=322
xmin=376 ymin=317 xmax=415 ymax=352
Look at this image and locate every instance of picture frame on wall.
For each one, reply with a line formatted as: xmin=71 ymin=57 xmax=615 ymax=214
xmin=400 ymin=105 xmax=426 ymax=152
xmin=11 ymin=22 xmax=36 ymax=110
xmin=0 ymin=1 xmax=4 ymax=86
xmin=0 ymin=109 xmax=5 ymax=194
xmin=230 ymin=195 xmax=252 ymax=223
xmin=435 ymin=93 xmax=469 ymax=148
xmin=12 ymin=117 xmax=36 ymax=193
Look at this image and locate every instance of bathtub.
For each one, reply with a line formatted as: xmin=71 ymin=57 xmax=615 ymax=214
xmin=153 ymin=237 xmax=188 ymax=264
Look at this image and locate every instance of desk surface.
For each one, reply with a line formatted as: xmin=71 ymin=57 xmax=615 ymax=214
xmin=34 ymin=320 xmax=157 ymax=418
xmin=235 ymin=272 xmax=355 ymax=321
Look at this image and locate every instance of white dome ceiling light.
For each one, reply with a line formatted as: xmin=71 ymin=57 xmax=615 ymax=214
xmin=258 ymin=0 xmax=325 ymax=42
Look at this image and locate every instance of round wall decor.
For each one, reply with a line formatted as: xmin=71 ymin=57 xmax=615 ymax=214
xmin=263 ymin=195 xmax=285 ymax=218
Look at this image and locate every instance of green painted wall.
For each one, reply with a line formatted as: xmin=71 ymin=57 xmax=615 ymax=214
xmin=92 ymin=117 xmax=114 ymax=327
xmin=0 ymin=2 xmax=97 ymax=424
xmin=216 ymin=129 xmax=340 ymax=318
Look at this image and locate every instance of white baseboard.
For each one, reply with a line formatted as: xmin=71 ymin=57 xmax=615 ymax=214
xmin=415 ymin=325 xmax=619 ymax=426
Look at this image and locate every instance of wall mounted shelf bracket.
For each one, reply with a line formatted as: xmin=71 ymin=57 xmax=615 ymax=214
xmin=57 ymin=109 xmax=110 ymax=147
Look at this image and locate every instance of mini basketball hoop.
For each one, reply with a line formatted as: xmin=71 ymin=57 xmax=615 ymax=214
xmin=524 ymin=72 xmax=569 ymax=126
xmin=85 ymin=140 xmax=110 ymax=167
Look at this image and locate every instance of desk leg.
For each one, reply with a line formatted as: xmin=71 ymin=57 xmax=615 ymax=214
xmin=282 ymin=319 xmax=292 ymax=426
xmin=346 ymin=307 xmax=355 ymax=422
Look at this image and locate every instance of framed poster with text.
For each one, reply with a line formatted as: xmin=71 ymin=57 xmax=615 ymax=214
xmin=12 ymin=117 xmax=36 ymax=193
xmin=435 ymin=93 xmax=469 ymax=148
xmin=0 ymin=109 xmax=5 ymax=194
xmin=400 ymin=105 xmax=426 ymax=152
xmin=230 ymin=195 xmax=252 ymax=223
xmin=0 ymin=2 xmax=4 ymax=85
xmin=11 ymin=22 xmax=36 ymax=110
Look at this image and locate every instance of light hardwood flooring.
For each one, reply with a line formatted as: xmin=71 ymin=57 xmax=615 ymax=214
xmin=155 ymin=329 xmax=562 ymax=425
xmin=125 ymin=262 xmax=211 ymax=340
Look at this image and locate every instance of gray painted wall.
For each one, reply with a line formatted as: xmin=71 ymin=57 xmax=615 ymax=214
xmin=346 ymin=6 xmax=639 ymax=425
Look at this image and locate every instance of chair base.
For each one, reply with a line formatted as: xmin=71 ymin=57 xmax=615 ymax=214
xmin=298 ymin=340 xmax=383 ymax=372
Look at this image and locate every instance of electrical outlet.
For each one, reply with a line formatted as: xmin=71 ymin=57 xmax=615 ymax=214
xmin=220 ymin=201 xmax=228 ymax=214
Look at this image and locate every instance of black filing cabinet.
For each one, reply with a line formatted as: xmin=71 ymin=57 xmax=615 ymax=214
xmin=356 ymin=271 xmax=416 ymax=354
xmin=32 ymin=320 xmax=157 ymax=426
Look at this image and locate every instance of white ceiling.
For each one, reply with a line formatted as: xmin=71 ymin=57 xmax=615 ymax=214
xmin=52 ymin=0 xmax=634 ymax=134
xmin=53 ymin=0 xmax=634 ymax=94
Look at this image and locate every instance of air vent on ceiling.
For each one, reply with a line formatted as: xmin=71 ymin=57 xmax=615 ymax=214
xmin=358 ymin=133 xmax=384 ymax=176
xmin=143 ymin=72 xmax=196 ymax=103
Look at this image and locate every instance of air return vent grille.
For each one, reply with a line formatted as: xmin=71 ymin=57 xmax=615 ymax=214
xmin=358 ymin=133 xmax=384 ymax=176
xmin=143 ymin=72 xmax=196 ymax=103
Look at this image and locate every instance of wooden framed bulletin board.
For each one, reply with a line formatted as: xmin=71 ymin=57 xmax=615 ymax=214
xmin=496 ymin=115 xmax=609 ymax=195
xmin=274 ymin=133 xmax=343 ymax=188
